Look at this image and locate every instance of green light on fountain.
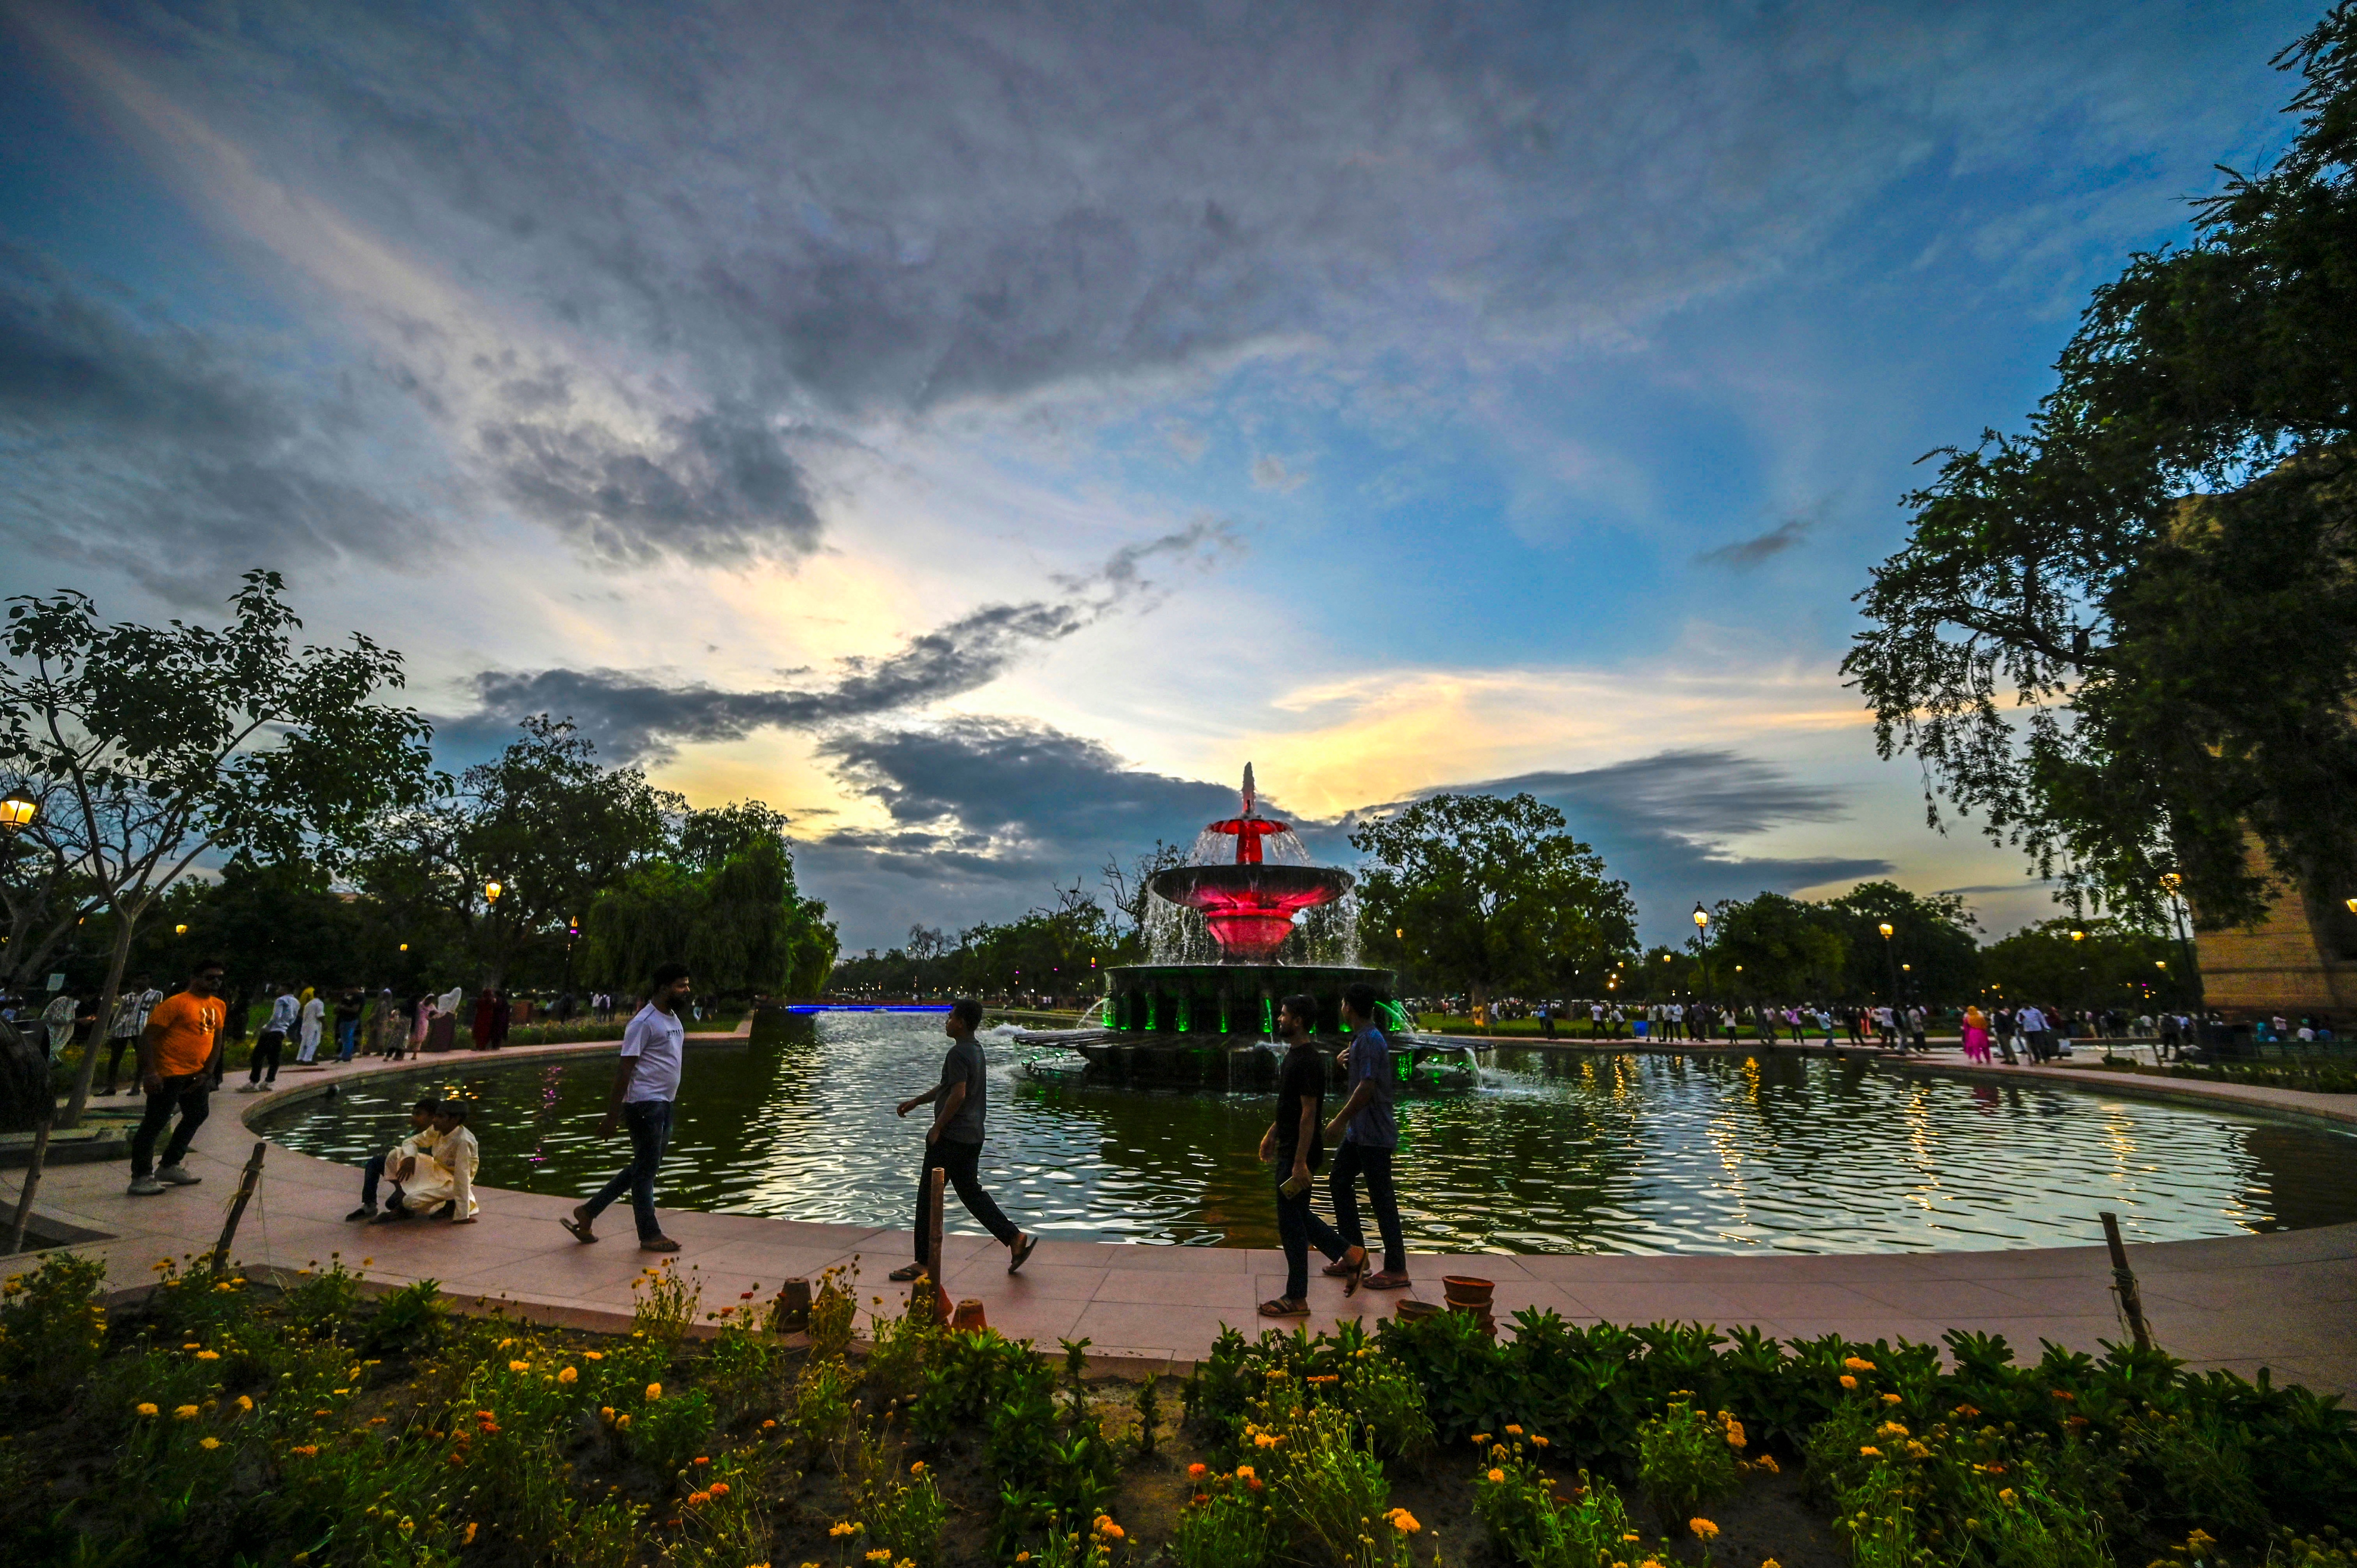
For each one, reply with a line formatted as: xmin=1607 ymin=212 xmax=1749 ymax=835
xmin=1378 ymin=1000 xmax=1411 ymax=1033
xmin=1176 ymin=995 xmax=1192 ymax=1033
xmin=1262 ymin=996 xmax=1275 ymax=1035
xmin=1100 ymin=995 xmax=1113 ymax=1027
xmin=1146 ymin=994 xmax=1157 ymax=1031
xmin=1219 ymin=996 xmax=1230 ymax=1034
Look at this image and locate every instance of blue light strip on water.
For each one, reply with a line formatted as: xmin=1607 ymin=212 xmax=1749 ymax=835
xmin=782 ymin=1004 xmax=955 ymax=1014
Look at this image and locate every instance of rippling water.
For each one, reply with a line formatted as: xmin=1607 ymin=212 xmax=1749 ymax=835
xmin=257 ymin=1011 xmax=2357 ymax=1253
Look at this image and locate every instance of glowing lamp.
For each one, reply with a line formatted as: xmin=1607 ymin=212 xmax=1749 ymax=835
xmin=174 ymin=923 xmax=189 ymax=936
xmin=1878 ymin=922 xmax=1894 ymax=939
xmin=485 ymin=880 xmax=503 ymax=904
xmin=0 ymin=792 xmax=35 ymax=835
xmin=2155 ymin=960 xmax=2167 ymax=970
xmin=399 ymin=943 xmax=409 ymax=952
xmin=2071 ymin=929 xmax=2085 ymax=943
xmin=1692 ymin=903 xmax=1709 ymax=929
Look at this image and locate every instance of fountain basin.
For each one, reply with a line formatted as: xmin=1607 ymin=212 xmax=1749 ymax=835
xmin=1147 ymin=862 xmax=1353 ymax=961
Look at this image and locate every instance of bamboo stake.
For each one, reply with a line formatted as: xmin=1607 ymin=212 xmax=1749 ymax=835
xmin=208 ymin=1141 xmax=266 ymax=1276
xmin=2099 ymin=1210 xmax=2154 ymax=1351
xmin=6 ymin=1107 xmax=53 ymax=1254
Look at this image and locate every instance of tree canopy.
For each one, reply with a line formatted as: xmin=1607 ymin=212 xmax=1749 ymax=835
xmin=1843 ymin=5 xmax=2357 ymax=929
xmin=1350 ymin=792 xmax=1637 ymax=1004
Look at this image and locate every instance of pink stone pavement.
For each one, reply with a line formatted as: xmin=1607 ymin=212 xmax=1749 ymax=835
xmin=6 ymin=1030 xmax=2353 ymax=1394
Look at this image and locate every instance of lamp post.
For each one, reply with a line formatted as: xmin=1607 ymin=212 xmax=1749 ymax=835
xmin=2159 ymin=873 xmax=2203 ymax=1010
xmin=1878 ymin=920 xmax=1900 ymax=1013
xmin=1692 ymin=902 xmax=1712 ymax=1031
xmin=0 ymin=790 xmax=36 ymax=836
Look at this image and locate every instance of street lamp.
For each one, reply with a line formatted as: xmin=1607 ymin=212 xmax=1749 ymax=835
xmin=0 ymin=791 xmax=36 ymax=836
xmin=2159 ymin=871 xmax=2202 ymax=1010
xmin=1878 ymin=921 xmax=1901 ymax=1012
xmin=485 ymin=879 xmax=504 ymax=905
xmin=174 ymin=923 xmax=189 ymax=936
xmin=1692 ymin=902 xmax=1713 ymax=1017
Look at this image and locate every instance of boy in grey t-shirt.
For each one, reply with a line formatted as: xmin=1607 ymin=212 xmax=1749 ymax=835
xmin=892 ymin=999 xmax=1035 ymax=1281
xmin=1321 ymin=982 xmax=1410 ymax=1289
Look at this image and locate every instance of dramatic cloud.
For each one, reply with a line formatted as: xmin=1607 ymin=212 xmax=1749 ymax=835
xmin=1696 ymin=517 xmax=1811 ymax=569
xmin=0 ymin=250 xmax=435 ymax=593
xmin=441 ymin=520 xmax=1240 ymax=761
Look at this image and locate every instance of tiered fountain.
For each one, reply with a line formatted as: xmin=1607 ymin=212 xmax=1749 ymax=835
xmin=1069 ymin=765 xmax=1394 ymax=1088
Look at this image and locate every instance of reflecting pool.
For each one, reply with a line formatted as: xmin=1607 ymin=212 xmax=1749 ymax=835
xmin=256 ymin=1010 xmax=2357 ymax=1253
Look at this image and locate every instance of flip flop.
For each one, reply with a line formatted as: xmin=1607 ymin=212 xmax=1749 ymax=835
xmin=1342 ymin=1247 xmax=1370 ymax=1297
xmin=1008 ymin=1233 xmax=1038 ymax=1274
xmin=1258 ymin=1297 xmax=1309 ymax=1318
xmin=560 ymin=1217 xmax=596 ymax=1243
xmin=1361 ymin=1270 xmax=1413 ymax=1291
xmin=888 ymin=1263 xmax=928 ymax=1283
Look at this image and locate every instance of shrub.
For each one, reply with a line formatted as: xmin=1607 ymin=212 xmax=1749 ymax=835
xmin=358 ymin=1278 xmax=447 ymax=1357
xmin=1169 ymin=1466 xmax=1275 ymax=1568
xmin=0 ymin=1251 xmax=108 ymax=1404
xmin=794 ymin=1353 xmax=856 ymax=1465
xmin=806 ymin=1263 xmax=858 ymax=1361
xmin=630 ymin=1383 xmax=716 ymax=1474
xmin=1473 ymin=1440 xmax=1640 ymax=1568
xmin=629 ymin=1259 xmax=702 ymax=1354
xmin=1635 ymin=1396 xmax=1742 ymax=1533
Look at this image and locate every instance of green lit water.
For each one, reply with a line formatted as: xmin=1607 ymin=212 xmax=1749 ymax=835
xmin=257 ymin=1011 xmax=2357 ymax=1253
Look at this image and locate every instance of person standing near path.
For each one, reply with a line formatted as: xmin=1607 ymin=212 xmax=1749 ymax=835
xmin=333 ymin=989 xmax=363 ymax=1062
xmin=1323 ymin=982 xmax=1410 ymax=1291
xmin=1260 ymin=993 xmax=1359 ymax=1317
xmin=296 ymin=987 xmax=325 ymax=1064
xmin=890 ymin=998 xmax=1036 ymax=1283
xmin=563 ymin=963 xmax=693 ymax=1253
xmin=101 ymin=975 xmax=163 ymax=1095
xmin=242 ymin=982 xmax=296 ymax=1092
xmin=127 ymin=959 xmax=227 ymax=1197
xmin=2017 ymin=1002 xmax=2052 ymax=1063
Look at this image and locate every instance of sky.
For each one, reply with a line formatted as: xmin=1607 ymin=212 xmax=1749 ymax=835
xmin=0 ymin=0 xmax=2318 ymax=954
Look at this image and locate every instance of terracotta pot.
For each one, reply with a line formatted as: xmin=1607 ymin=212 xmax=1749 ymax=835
xmin=774 ymin=1278 xmax=813 ymax=1330
xmin=1394 ymin=1299 xmax=1442 ymax=1322
xmin=1442 ymin=1274 xmax=1495 ymax=1306
xmin=952 ymin=1298 xmax=989 ymax=1332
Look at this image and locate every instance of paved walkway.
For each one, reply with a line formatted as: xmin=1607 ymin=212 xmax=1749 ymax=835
xmin=5 ymin=1031 xmax=2353 ymax=1392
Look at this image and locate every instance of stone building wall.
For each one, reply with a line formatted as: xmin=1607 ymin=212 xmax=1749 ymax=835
xmin=2192 ymin=837 xmax=2357 ymax=1018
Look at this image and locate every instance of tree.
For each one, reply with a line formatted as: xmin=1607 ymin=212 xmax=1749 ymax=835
xmin=1821 ymin=882 xmax=1981 ymax=1007
xmin=1843 ymin=7 xmax=2357 ymax=929
xmin=1351 ymin=793 xmax=1637 ymax=1010
xmin=0 ymin=572 xmax=430 ymax=1129
xmin=1709 ymin=892 xmax=1850 ymax=1002
xmin=583 ymin=801 xmax=837 ymax=998
xmin=365 ymin=717 xmax=673 ymax=989
xmin=1979 ymin=917 xmax=2181 ymax=1013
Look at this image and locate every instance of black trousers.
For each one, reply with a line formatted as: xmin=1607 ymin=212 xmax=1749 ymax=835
xmin=131 ymin=1074 xmax=210 ymax=1178
xmin=915 ymin=1138 xmax=1018 ymax=1268
xmin=247 ymin=1029 xmax=285 ymax=1084
xmin=1328 ymin=1140 xmax=1406 ymax=1276
xmin=1274 ymin=1163 xmax=1346 ymax=1300
xmin=101 ymin=1036 xmax=135 ymax=1093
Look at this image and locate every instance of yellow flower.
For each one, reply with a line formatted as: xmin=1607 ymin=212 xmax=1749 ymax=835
xmin=1234 ymin=1465 xmax=1255 ymax=1481
xmin=1470 ymin=1432 xmax=1492 ymax=1445
xmin=462 ymin=1524 xmax=477 ymax=1545
xmin=865 ymin=1551 xmax=891 ymax=1564
xmin=1877 ymin=1422 xmax=1909 ymax=1438
xmin=235 ymin=1396 xmax=253 ymax=1412
xmin=1388 ymin=1508 xmax=1422 ymax=1533
xmin=1755 ymin=1453 xmax=1780 ymax=1474
xmin=1839 ymin=1375 xmax=1858 ymax=1390
xmin=1998 ymin=1488 xmax=2017 ymax=1505
xmin=1532 ymin=1434 xmax=1550 ymax=1447
xmin=195 ymin=1350 xmax=221 ymax=1361
xmin=509 ymin=1360 xmax=531 ymax=1373
xmin=1881 ymin=1392 xmax=1903 ymax=1406
xmin=1505 ymin=1423 xmax=1524 ymax=1436
xmin=1763 ymin=1560 xmax=1784 ymax=1568
xmin=585 ymin=1350 xmax=604 ymax=1360
xmin=1690 ymin=1519 xmax=1720 ymax=1541
xmin=135 ymin=1403 xmax=159 ymax=1417
xmin=557 ymin=1366 xmax=578 ymax=1384
xmin=1488 ymin=1467 xmax=1506 ymax=1484
xmin=646 ymin=1382 xmax=662 ymax=1401
xmin=1859 ymin=1446 xmax=1882 ymax=1457
xmin=1842 ymin=1356 xmax=1875 ymax=1371
xmin=173 ymin=1404 xmax=201 ymax=1420
xmin=830 ymin=1522 xmax=861 ymax=1537
xmin=200 ymin=1437 xmax=222 ymax=1451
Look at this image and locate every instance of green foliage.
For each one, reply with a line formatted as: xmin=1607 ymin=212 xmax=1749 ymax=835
xmin=629 ymin=1257 xmax=703 ymax=1353
xmin=1352 ymin=792 xmax=1638 ymax=1002
xmin=0 ymin=1251 xmax=109 ymax=1404
xmin=1979 ymin=918 xmax=2178 ymax=1011
xmin=1268 ymin=1400 xmax=1397 ymax=1567
xmin=806 ymin=1263 xmax=858 ymax=1361
xmin=1473 ymin=1442 xmax=1639 ymax=1568
xmin=1708 ymin=891 xmax=1851 ymax=1002
xmin=358 ymin=1278 xmax=448 ymax=1357
xmin=1843 ymin=7 xmax=2357 ymax=924
xmin=1169 ymin=1467 xmax=1276 ymax=1568
xmin=864 ymin=1280 xmax=942 ymax=1403
xmin=793 ymin=1353 xmax=857 ymax=1466
xmin=1635 ymin=1396 xmax=1742 ymax=1535
xmin=587 ymin=800 xmax=836 ymax=998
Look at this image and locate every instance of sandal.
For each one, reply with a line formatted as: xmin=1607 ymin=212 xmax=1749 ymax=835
xmin=1258 ymin=1297 xmax=1310 ymax=1318
xmin=888 ymin=1263 xmax=928 ymax=1283
xmin=1341 ymin=1247 xmax=1370 ymax=1297
xmin=1361 ymin=1270 xmax=1413 ymax=1291
xmin=1007 ymin=1233 xmax=1038 ymax=1274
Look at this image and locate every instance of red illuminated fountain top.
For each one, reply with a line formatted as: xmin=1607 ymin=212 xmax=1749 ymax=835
xmin=1149 ymin=763 xmax=1352 ymax=961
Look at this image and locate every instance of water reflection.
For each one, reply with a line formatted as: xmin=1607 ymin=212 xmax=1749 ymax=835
xmin=255 ymin=1013 xmax=2357 ymax=1254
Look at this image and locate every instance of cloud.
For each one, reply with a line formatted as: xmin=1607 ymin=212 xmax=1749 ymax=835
xmin=1251 ymin=454 xmax=1309 ymax=493
xmin=0 ymin=249 xmax=437 ymax=594
xmin=1695 ymin=517 xmax=1811 ymax=569
xmin=441 ymin=520 xmax=1239 ymax=761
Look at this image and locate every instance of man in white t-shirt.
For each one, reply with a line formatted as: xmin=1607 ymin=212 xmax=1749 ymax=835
xmin=2017 ymin=1003 xmax=2052 ymax=1063
xmin=563 ymin=962 xmax=692 ymax=1253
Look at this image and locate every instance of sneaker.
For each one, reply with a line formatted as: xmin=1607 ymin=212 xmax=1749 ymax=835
xmin=155 ymin=1165 xmax=202 ymax=1186
xmin=127 ymin=1175 xmax=165 ymax=1196
xmin=344 ymin=1204 xmax=378 ymax=1223
xmin=238 ymin=1083 xmax=264 ymax=1094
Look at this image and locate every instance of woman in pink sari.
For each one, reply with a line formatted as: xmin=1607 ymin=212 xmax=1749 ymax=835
xmin=1961 ymin=1003 xmax=1991 ymax=1063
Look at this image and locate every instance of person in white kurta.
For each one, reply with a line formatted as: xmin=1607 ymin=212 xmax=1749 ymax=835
xmin=394 ymin=1104 xmax=479 ymax=1220
xmin=297 ymin=991 xmax=326 ymax=1063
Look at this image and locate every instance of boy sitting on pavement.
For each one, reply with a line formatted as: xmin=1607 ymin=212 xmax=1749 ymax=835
xmin=346 ymin=1097 xmax=444 ymax=1222
xmin=377 ymin=1101 xmax=479 ymax=1223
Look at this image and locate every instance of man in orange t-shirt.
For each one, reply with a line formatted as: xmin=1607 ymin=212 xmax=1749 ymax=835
xmin=128 ymin=958 xmax=227 ymax=1197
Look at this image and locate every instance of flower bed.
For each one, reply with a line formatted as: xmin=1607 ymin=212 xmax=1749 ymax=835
xmin=2 ymin=1251 xmax=2353 ymax=1567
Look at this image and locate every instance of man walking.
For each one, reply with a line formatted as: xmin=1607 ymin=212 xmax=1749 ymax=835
xmin=564 ymin=962 xmax=692 ymax=1252
xmin=101 ymin=974 xmax=163 ymax=1095
xmin=890 ymin=998 xmax=1036 ymax=1283
xmin=241 ymin=982 xmax=296 ymax=1092
xmin=1322 ymin=982 xmax=1410 ymax=1291
xmin=1259 ymin=993 xmax=1358 ymax=1316
xmin=2018 ymin=1001 xmax=2052 ymax=1063
xmin=127 ymin=959 xmax=228 ymax=1197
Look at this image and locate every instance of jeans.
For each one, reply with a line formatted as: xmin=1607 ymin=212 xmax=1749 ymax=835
xmin=131 ymin=1074 xmax=210 ymax=1178
xmin=101 ymin=1036 xmax=135 ymax=1094
xmin=1328 ymin=1139 xmax=1406 ymax=1276
xmin=248 ymin=1030 xmax=285 ymax=1084
xmin=337 ymin=1020 xmax=358 ymax=1061
xmin=361 ymin=1151 xmax=387 ymax=1207
xmin=915 ymin=1138 xmax=1018 ymax=1269
xmin=583 ymin=1099 xmax=674 ymax=1240
xmin=1274 ymin=1163 xmax=1347 ymax=1299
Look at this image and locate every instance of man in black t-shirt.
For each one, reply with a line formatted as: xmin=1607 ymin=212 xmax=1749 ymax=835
xmin=1258 ymin=993 xmax=1360 ymax=1317
xmin=892 ymin=998 xmax=1036 ymax=1282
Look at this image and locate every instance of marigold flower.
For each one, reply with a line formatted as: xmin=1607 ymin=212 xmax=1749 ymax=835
xmin=196 ymin=1350 xmax=221 ymax=1361
xmin=509 ymin=1360 xmax=531 ymax=1373
xmin=689 ymin=1491 xmax=712 ymax=1506
xmin=135 ymin=1403 xmax=159 ymax=1417
xmin=1388 ymin=1508 xmax=1421 ymax=1533
xmin=694 ymin=1456 xmax=710 ymax=1466
xmin=235 ymin=1396 xmax=254 ymax=1412
xmin=558 ymin=1366 xmax=578 ymax=1384
xmin=1763 ymin=1560 xmax=1783 ymax=1568
xmin=762 ymin=1419 xmax=777 ymax=1429
xmin=1881 ymin=1393 xmax=1903 ymax=1406
xmin=1998 ymin=1488 xmax=2017 ymax=1505
xmin=1953 ymin=1404 xmax=1980 ymax=1418
xmin=1690 ymin=1520 xmax=1720 ymax=1541
xmin=1234 ymin=1465 xmax=1254 ymax=1481
xmin=1843 ymin=1356 xmax=1875 ymax=1371
xmin=1755 ymin=1454 xmax=1780 ymax=1474
xmin=200 ymin=1437 xmax=222 ymax=1451
xmin=864 ymin=1552 xmax=891 ymax=1564
xmin=291 ymin=1445 xmax=320 ymax=1457
xmin=830 ymin=1522 xmax=861 ymax=1537
xmin=1839 ymin=1375 xmax=1858 ymax=1390
xmin=173 ymin=1404 xmax=201 ymax=1420
xmin=1470 ymin=1433 xmax=1492 ymax=1445
xmin=1859 ymin=1446 xmax=1882 ymax=1457
xmin=709 ymin=1483 xmax=729 ymax=1497
xmin=615 ymin=1413 xmax=632 ymax=1428
xmin=909 ymin=1461 xmax=924 ymax=1475
xmin=585 ymin=1351 xmax=604 ymax=1360
xmin=184 ymin=1342 xmax=200 ymax=1349
xmin=1533 ymin=1435 xmax=1550 ymax=1447
xmin=462 ymin=1524 xmax=477 ymax=1545
xmin=1488 ymin=1467 xmax=1506 ymax=1484
xmin=1187 ymin=1462 xmax=1207 ymax=1478
xmin=646 ymin=1383 xmax=663 ymax=1400
xmin=1505 ymin=1424 xmax=1524 ymax=1436
xmin=1877 ymin=1421 xmax=1909 ymax=1437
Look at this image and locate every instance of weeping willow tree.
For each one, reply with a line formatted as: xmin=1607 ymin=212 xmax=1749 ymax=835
xmin=583 ymin=802 xmax=837 ymax=998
